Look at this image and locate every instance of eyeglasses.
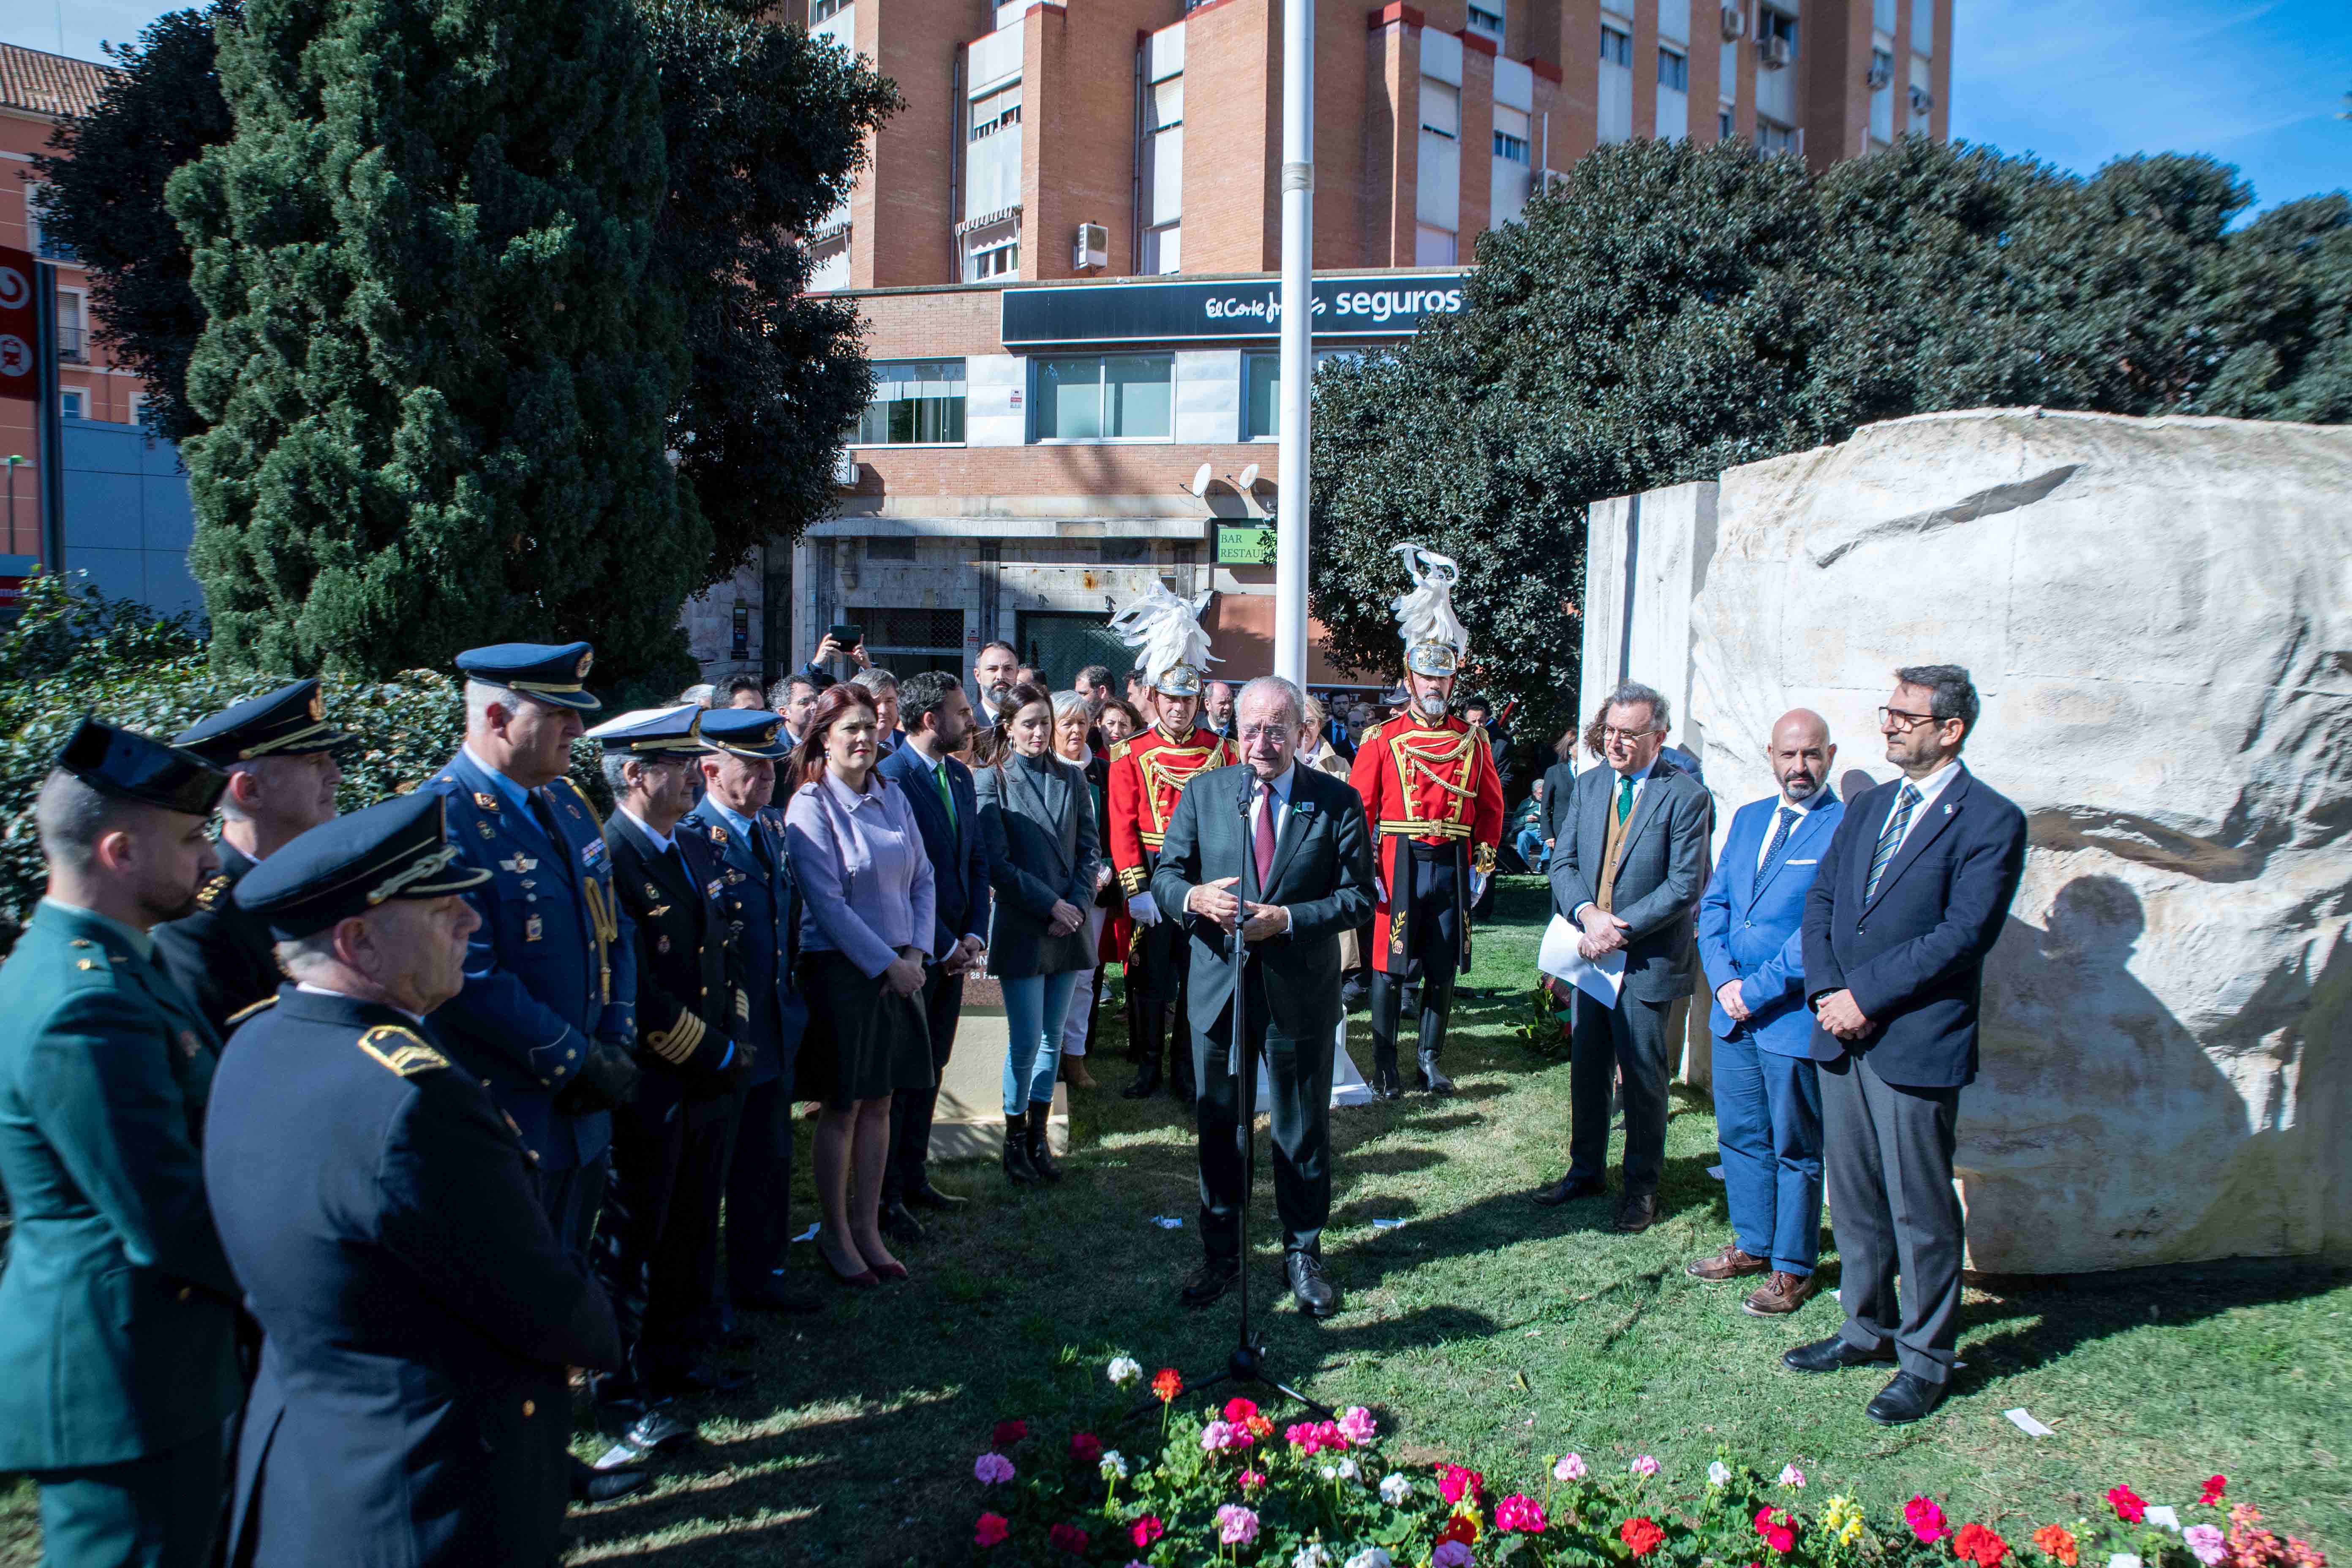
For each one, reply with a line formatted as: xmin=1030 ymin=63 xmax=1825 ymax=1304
xmin=1878 ymin=706 xmax=1944 ymax=732
xmin=1601 ymin=727 xmax=1659 ymax=746
xmin=1239 ymin=724 xmax=1290 ymax=743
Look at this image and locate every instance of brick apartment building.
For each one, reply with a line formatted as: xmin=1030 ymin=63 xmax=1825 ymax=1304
xmin=710 ymin=0 xmax=1952 ymax=694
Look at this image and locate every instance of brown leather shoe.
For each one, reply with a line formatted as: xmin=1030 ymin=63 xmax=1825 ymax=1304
xmin=1742 ymin=1271 xmax=1818 ymax=1317
xmin=1613 ymin=1193 xmax=1658 ymax=1234
xmin=1686 ymin=1244 xmax=1767 ymax=1282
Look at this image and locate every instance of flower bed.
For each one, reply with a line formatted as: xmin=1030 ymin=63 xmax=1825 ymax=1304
xmin=962 ymin=1356 xmax=2328 ymax=1568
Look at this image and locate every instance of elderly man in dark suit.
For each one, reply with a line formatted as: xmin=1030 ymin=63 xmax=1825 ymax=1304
xmin=1532 ymin=680 xmax=1712 ymax=1235
xmin=1153 ymin=676 xmax=1377 ymax=1319
xmin=1784 ymin=665 xmax=2026 ymax=1427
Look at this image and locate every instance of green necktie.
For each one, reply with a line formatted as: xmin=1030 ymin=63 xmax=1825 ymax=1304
xmin=1615 ymin=776 xmax=1635 ymax=825
xmin=933 ymin=761 xmax=956 ymax=828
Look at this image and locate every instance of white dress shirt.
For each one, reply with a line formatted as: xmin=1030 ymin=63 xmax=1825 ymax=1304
xmin=1881 ymin=759 xmax=1963 ymax=858
xmin=615 ymin=805 xmax=677 ymax=855
xmin=1571 ymin=757 xmax=1658 ymax=923
xmin=1754 ymin=785 xmax=1835 ymax=870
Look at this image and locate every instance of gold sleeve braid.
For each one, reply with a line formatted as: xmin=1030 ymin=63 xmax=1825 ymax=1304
xmin=643 ymin=1010 xmax=707 ymax=1065
xmin=1119 ymin=864 xmax=1149 ymax=896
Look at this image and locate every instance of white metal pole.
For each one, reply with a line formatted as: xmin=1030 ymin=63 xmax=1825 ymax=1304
xmin=1271 ymin=0 xmax=1313 ymax=686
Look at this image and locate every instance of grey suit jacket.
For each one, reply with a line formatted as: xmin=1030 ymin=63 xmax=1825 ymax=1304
xmin=1152 ymin=762 xmax=1377 ymax=1043
xmin=1548 ymin=754 xmax=1712 ymax=1003
xmin=977 ymin=752 xmax=1101 ymax=979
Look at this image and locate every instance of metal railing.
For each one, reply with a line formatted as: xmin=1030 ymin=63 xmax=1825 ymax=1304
xmin=57 ymin=325 xmax=86 ymax=363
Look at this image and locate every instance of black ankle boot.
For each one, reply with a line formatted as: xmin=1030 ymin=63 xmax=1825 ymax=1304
xmin=1002 ymin=1114 xmax=1040 ymax=1184
xmin=1121 ymin=997 xmax=1163 ymax=1099
xmin=1416 ymin=976 xmax=1457 ymax=1094
xmin=1024 ymin=1102 xmax=1062 ymax=1181
xmin=1367 ymin=972 xmax=1404 ymax=1099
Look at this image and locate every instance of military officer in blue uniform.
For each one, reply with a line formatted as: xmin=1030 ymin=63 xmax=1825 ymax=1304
xmin=155 ymin=678 xmax=356 ymax=1038
xmin=206 ymin=792 xmax=624 ymax=1566
xmin=587 ymin=705 xmax=755 ymax=1427
xmin=684 ymin=708 xmax=818 ymax=1318
xmin=421 ymin=641 xmax=646 ymax=1503
xmin=0 ymin=719 xmax=242 ymax=1568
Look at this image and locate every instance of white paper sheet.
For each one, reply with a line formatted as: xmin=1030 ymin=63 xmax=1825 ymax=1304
xmin=1538 ymin=913 xmax=1626 ymax=1006
xmin=2004 ymin=1408 xmax=2055 ymax=1437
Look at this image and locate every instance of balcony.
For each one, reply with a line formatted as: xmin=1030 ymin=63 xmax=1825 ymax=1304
xmin=58 ymin=325 xmax=86 ymax=363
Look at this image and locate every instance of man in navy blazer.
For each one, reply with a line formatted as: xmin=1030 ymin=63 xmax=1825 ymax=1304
xmin=875 ymin=671 xmax=993 ymax=1234
xmin=1692 ymin=710 xmax=1844 ymax=1318
xmin=1783 ymin=666 xmax=2026 ymax=1427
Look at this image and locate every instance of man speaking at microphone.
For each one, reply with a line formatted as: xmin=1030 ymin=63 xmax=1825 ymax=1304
xmin=1152 ymin=677 xmax=1375 ymax=1320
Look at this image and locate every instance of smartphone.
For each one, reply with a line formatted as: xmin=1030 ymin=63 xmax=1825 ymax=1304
xmin=827 ymin=623 xmax=863 ymax=649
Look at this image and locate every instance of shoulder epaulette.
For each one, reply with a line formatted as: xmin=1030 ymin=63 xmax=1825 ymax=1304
xmin=550 ymin=776 xmax=605 ymax=830
xmin=194 ymin=873 xmax=233 ymax=911
xmin=357 ymin=1024 xmax=449 ymax=1079
xmin=1108 ymin=737 xmax=1132 ymax=762
xmin=225 ymin=996 xmax=278 ymax=1027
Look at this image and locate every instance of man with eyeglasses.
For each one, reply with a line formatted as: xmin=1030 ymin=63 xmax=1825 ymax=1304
xmin=1532 ymin=678 xmax=1711 ymax=1236
xmin=1782 ymin=665 xmax=2025 ymax=1428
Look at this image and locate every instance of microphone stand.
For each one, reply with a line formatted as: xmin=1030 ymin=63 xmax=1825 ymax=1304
xmin=1128 ymin=767 xmax=1334 ymax=1425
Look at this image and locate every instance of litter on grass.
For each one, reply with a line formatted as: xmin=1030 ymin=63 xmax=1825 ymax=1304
xmin=791 ymin=1222 xmax=820 ymax=1244
xmin=1707 ymin=1165 xmax=1725 ymax=1181
xmin=1151 ymin=1215 xmax=1184 ymax=1230
xmin=1372 ymin=1218 xmax=1407 ymax=1230
xmin=2004 ymin=1408 xmax=2055 ymax=1437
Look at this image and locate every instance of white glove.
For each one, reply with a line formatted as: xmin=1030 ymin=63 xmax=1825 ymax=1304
xmin=1375 ymin=877 xmax=1388 ymax=904
xmin=1126 ymin=890 xmax=1162 ymax=926
xmin=1471 ymin=870 xmax=1490 ymax=905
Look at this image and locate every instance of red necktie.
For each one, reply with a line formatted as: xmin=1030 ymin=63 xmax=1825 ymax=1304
xmin=1254 ymin=781 xmax=1278 ymax=891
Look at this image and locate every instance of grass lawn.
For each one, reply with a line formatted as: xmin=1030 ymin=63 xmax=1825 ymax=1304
xmin=4 ymin=877 xmax=2345 ymax=1564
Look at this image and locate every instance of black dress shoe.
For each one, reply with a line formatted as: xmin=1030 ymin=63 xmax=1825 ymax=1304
xmin=1530 ymin=1174 xmax=1606 ymax=1207
xmin=908 ymin=1182 xmax=966 ymax=1211
xmin=593 ymin=1400 xmax=697 ymax=1460
xmin=737 ymin=1276 xmax=823 ymax=1315
xmin=1866 ymin=1370 xmax=1948 ymax=1426
xmin=575 ymin=1463 xmax=650 ymax=1504
xmin=1613 ymin=1193 xmax=1659 ymax=1233
xmin=655 ymin=1362 xmax=755 ymax=1398
xmin=1120 ymin=1064 xmax=1162 ymax=1100
xmin=1781 ymin=1334 xmax=1899 ymax=1375
xmin=1285 ymin=1251 xmax=1341 ymax=1319
xmin=880 ymin=1200 xmax=927 ymax=1244
xmin=1179 ymin=1261 xmax=1240 ymax=1308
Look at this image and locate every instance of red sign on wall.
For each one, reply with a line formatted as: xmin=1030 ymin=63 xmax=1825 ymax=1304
xmin=0 ymin=246 xmax=38 ymax=406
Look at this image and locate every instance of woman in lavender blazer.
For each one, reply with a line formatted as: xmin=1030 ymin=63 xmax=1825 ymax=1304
xmin=783 ymin=684 xmax=936 ymax=1288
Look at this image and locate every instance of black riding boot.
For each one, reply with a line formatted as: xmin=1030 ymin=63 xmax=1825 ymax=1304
xmin=1003 ymin=1113 xmax=1040 ymax=1184
xmin=1025 ymin=1102 xmax=1062 ymax=1181
xmin=1416 ymin=975 xmax=1457 ymax=1094
xmin=1121 ymin=992 xmax=1164 ymax=1099
xmin=1367 ymin=971 xmax=1404 ymax=1100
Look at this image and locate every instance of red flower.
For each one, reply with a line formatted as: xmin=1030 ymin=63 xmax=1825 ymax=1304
xmin=1048 ymin=1522 xmax=1091 ymax=1556
xmin=1754 ymin=1506 xmax=1797 ymax=1554
xmin=2200 ymin=1476 xmax=2228 ymax=1508
xmin=975 ymin=1513 xmax=1010 ymax=1548
xmin=1131 ymin=1516 xmax=1165 ymax=1549
xmin=1225 ymin=1396 xmax=1260 ymax=1425
xmin=1151 ymin=1368 xmax=1183 ymax=1404
xmin=1241 ymin=1468 xmax=1268 ymax=1490
xmin=1070 ymin=1432 xmax=1103 ymax=1468
xmin=1438 ymin=1514 xmax=1481 ymax=1547
xmin=992 ymin=1419 xmax=1028 ymax=1449
xmin=2032 ymin=1525 xmax=2079 ymax=1567
xmin=1621 ymin=1516 xmax=1667 ymax=1557
xmin=1247 ymin=1415 xmax=1274 ymax=1439
xmin=1437 ymin=1462 xmax=1486 ymax=1506
xmin=1495 ymin=1494 xmax=1549 ymax=1535
xmin=1906 ymin=1496 xmax=1951 ymax=1545
xmin=1955 ymin=1522 xmax=2011 ymax=1567
xmin=2107 ymin=1486 xmax=2148 ymax=1524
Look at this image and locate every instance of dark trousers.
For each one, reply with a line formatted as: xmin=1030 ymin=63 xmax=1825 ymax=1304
xmin=885 ymin=961 xmax=964 ymax=1203
xmin=1712 ymin=1032 xmax=1824 ymax=1275
xmin=1378 ymin=841 xmax=1463 ymax=984
xmin=721 ymin=1064 xmax=798 ymax=1301
xmin=33 ymin=1424 xmax=228 ymax=1568
xmin=596 ymin=1097 xmax=730 ymax=1392
xmin=540 ymin=1149 xmax=611 ymax=1266
xmin=1823 ymin=1053 xmax=1964 ymax=1384
xmin=1568 ymin=989 xmax=1672 ymax=1196
xmin=1192 ymin=961 xmax=1335 ymax=1260
xmin=1132 ymin=906 xmax=1189 ymax=1006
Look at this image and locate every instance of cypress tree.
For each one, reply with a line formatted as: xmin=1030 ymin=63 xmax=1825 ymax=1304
xmin=169 ymin=0 xmax=702 ymax=690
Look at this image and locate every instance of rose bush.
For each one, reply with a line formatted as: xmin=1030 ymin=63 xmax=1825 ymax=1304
xmin=961 ymin=1359 xmax=2327 ymax=1568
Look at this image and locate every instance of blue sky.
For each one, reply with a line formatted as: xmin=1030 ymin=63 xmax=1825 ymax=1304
xmin=11 ymin=0 xmax=2351 ymax=213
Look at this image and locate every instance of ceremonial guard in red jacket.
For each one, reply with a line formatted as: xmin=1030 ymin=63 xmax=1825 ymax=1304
xmin=1348 ymin=547 xmax=1505 ymax=1098
xmin=1104 ymin=587 xmax=1236 ymax=1105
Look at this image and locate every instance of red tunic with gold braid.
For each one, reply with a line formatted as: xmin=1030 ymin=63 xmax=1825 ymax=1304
xmin=1347 ymin=712 xmax=1506 ymax=975
xmin=1105 ymin=724 xmax=1237 ymax=953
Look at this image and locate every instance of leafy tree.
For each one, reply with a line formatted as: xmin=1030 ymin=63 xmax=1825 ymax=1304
xmin=29 ymin=4 xmax=239 ymax=442
xmin=167 ymin=0 xmax=701 ymax=689
xmin=1309 ymin=136 xmax=2352 ymax=746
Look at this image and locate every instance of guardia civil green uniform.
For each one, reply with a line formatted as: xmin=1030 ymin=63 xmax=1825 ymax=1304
xmin=0 ymin=721 xmax=245 ymax=1568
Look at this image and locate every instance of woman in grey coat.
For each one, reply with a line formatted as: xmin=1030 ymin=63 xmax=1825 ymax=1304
xmin=976 ymin=682 xmax=1101 ymax=1183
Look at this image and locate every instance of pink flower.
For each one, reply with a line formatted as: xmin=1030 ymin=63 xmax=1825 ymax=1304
xmin=1497 ymin=1494 xmax=1549 ymax=1534
xmin=1437 ymin=1463 xmax=1485 ymax=1505
xmin=1071 ymin=1432 xmax=1103 ymax=1468
xmin=2107 ymin=1486 xmax=2148 ymax=1525
xmin=2185 ymin=1524 xmax=2228 ymax=1565
xmin=1225 ymin=1396 xmax=1261 ymax=1425
xmin=1131 ymin=1516 xmax=1165 ymax=1549
xmin=1240 ymin=1468 xmax=1267 ymax=1490
xmin=1434 ymin=1545 xmax=1474 ymax=1568
xmin=1554 ymin=1453 xmax=1587 ymax=1482
xmin=993 ymin=1419 xmax=1029 ymax=1448
xmin=975 ymin=1513 xmax=1010 ymax=1548
xmin=1049 ymin=1523 xmax=1092 ymax=1556
xmin=1779 ymin=1465 xmax=1807 ymax=1489
xmin=973 ymin=1452 xmax=1015 ymax=1485
xmin=1907 ymin=1496 xmax=1950 ymax=1545
xmin=1339 ymin=1406 xmax=1378 ymax=1445
xmin=1217 ymin=1504 xmax=1260 ymax=1546
xmin=1631 ymin=1455 xmax=1661 ymax=1478
xmin=1202 ymin=1420 xmax=1234 ymax=1451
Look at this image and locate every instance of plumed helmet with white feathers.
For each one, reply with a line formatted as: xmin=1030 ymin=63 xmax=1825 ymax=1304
xmin=1110 ymin=584 xmax=1220 ymax=696
xmin=1390 ymin=543 xmax=1467 ymax=678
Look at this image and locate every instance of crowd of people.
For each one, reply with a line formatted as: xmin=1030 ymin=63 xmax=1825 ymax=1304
xmin=0 ymin=545 xmax=2027 ymax=1565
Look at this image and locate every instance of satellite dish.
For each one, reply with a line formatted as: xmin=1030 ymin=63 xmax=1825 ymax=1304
xmin=1236 ymin=463 xmax=1260 ymax=490
xmin=1188 ymin=462 xmax=1214 ymax=498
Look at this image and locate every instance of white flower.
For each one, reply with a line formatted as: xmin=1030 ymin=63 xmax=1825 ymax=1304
xmin=1321 ymin=1465 xmax=1338 ymax=1480
xmin=1337 ymin=1457 xmax=1360 ymax=1481
xmin=1345 ymin=1551 xmax=1394 ymax=1568
xmin=1099 ymin=1450 xmax=1130 ymax=1480
xmin=1378 ymin=1473 xmax=1411 ymax=1505
xmin=1779 ymin=1463 xmax=1808 ymax=1489
xmin=1709 ymin=1461 xmax=1732 ymax=1487
xmin=1295 ymin=1545 xmax=1333 ymax=1568
xmin=1107 ymin=1356 xmax=1143 ymax=1387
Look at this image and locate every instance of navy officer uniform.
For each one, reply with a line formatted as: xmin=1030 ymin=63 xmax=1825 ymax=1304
xmin=154 ymin=679 xmax=357 ymax=1039
xmin=682 ymin=708 xmax=817 ymax=1318
xmin=205 ymin=792 xmax=623 ymax=1567
xmin=587 ymin=706 xmax=754 ymax=1414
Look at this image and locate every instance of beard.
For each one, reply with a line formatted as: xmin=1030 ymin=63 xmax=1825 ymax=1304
xmin=140 ymin=874 xmax=205 ymax=926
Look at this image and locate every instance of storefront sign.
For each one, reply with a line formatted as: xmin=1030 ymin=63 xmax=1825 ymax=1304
xmin=1002 ymin=273 xmax=1467 ymax=348
xmin=1215 ymin=524 xmax=1278 ymax=565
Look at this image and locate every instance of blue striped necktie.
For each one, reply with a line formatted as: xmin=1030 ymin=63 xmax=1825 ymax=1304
xmin=1864 ymin=783 xmax=1922 ymax=900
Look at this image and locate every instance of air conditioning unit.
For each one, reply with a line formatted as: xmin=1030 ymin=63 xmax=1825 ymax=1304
xmin=1759 ymin=33 xmax=1792 ymax=68
xmin=1865 ymin=61 xmax=1891 ymax=89
xmin=1073 ymin=222 xmax=1108 ymax=270
xmin=833 ymin=448 xmax=860 ymax=487
xmin=1719 ymin=4 xmax=1746 ymax=40
xmin=1908 ymin=84 xmax=1934 ymax=114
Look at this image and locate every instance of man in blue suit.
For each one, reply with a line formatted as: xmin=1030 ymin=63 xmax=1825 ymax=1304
xmin=1783 ymin=665 xmax=2026 ymax=1427
xmin=1691 ymin=710 xmax=1844 ymax=1318
xmin=875 ymin=670 xmax=993 ymax=1237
